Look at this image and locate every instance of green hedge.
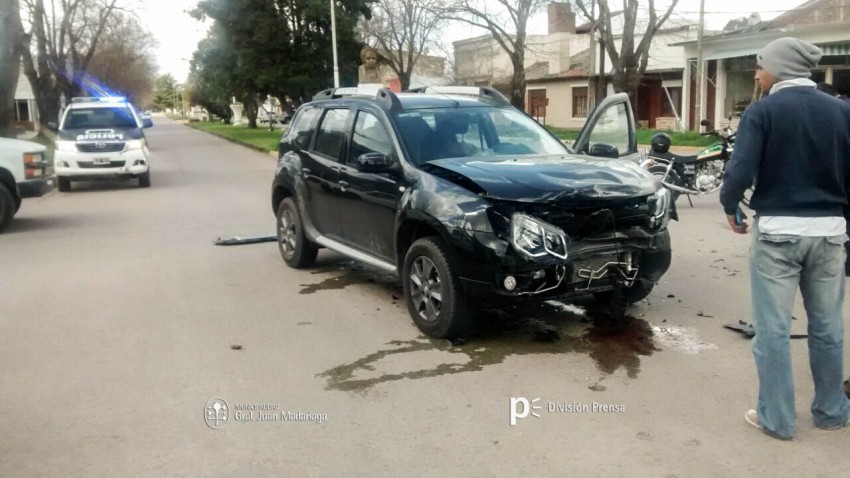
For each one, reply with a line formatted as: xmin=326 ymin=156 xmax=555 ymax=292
xmin=547 ymin=126 xmax=717 ymax=147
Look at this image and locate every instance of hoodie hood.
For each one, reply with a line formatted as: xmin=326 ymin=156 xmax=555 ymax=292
xmin=426 ymin=154 xmax=658 ymax=202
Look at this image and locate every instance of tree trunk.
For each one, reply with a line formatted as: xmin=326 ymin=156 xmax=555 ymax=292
xmin=243 ymin=95 xmax=258 ymax=129
xmin=509 ymin=55 xmax=526 ymax=110
xmin=399 ymin=73 xmax=411 ymax=92
xmin=0 ymin=0 xmax=24 ymax=138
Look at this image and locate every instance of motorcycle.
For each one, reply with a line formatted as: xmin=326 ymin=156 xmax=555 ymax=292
xmin=640 ymin=118 xmax=736 ymax=206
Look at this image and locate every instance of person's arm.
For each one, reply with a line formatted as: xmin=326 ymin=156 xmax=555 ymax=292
xmin=720 ymin=106 xmax=764 ymax=217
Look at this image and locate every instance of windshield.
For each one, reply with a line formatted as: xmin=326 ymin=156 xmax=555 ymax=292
xmin=394 ymin=106 xmax=568 ymax=165
xmin=62 ymin=106 xmax=139 ymax=130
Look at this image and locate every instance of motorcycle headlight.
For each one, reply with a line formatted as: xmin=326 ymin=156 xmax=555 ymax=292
xmin=125 ymin=139 xmax=145 ymax=151
xmin=511 ymin=213 xmax=568 ymax=259
xmin=651 ymin=188 xmax=671 ymax=229
xmin=55 ymin=140 xmax=76 ymax=152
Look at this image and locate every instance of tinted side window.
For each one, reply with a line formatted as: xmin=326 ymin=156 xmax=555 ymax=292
xmin=288 ymin=107 xmax=319 ymax=150
xmin=350 ymin=111 xmax=393 ymax=160
xmin=314 ymin=109 xmax=350 ymax=160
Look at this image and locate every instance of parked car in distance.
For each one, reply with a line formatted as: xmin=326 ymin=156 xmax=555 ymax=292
xmin=271 ymin=86 xmax=673 ymax=338
xmin=141 ymin=110 xmax=153 ymax=128
xmin=0 ymin=137 xmax=54 ymax=232
xmin=50 ymin=96 xmax=152 ymax=191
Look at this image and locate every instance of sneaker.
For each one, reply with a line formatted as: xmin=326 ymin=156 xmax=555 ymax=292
xmin=745 ymin=409 xmax=794 ymax=440
xmin=745 ymin=409 xmax=761 ymax=430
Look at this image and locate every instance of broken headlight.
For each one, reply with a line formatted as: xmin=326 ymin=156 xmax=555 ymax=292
xmin=650 ymin=187 xmax=671 ymax=229
xmin=511 ymin=213 xmax=568 ymax=259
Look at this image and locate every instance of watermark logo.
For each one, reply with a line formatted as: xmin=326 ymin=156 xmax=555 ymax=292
xmin=205 ymin=398 xmax=229 ymax=429
xmin=509 ymin=397 xmax=541 ymax=426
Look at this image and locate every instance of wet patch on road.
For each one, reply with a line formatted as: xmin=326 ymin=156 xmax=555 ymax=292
xmin=319 ymin=301 xmax=661 ymax=391
xmin=299 ymin=261 xmax=401 ymax=295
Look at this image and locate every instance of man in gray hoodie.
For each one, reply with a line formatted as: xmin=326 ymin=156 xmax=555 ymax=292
xmin=719 ymin=37 xmax=850 ymax=440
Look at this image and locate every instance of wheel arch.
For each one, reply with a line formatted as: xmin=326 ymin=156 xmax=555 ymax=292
xmin=271 ymin=184 xmax=293 ymax=215
xmin=0 ymin=168 xmax=18 ymax=197
xmin=395 ymin=216 xmax=454 ymax=267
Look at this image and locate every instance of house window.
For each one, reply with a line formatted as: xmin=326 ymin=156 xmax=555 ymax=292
xmin=528 ymin=89 xmax=548 ymax=120
xmin=15 ymin=100 xmax=30 ymax=122
xmin=662 ymin=87 xmax=682 ymax=117
xmin=723 ymin=55 xmax=757 ymax=118
xmin=572 ymin=87 xmax=588 ymax=117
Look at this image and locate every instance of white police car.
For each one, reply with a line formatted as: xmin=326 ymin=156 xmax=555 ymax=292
xmin=52 ymin=97 xmax=151 ymax=191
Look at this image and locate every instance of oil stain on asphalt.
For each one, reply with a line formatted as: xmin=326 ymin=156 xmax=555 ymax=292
xmin=317 ymin=301 xmax=658 ymax=392
xmin=304 ymin=261 xmax=660 ymax=392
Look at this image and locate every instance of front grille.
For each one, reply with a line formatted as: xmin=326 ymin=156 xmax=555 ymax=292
xmin=76 ymin=142 xmax=125 ymax=153
xmin=78 ymin=160 xmax=126 ymax=169
xmin=535 ymin=197 xmax=653 ymax=237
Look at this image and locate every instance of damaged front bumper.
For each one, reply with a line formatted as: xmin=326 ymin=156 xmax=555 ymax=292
xmin=451 ymin=226 xmax=672 ymax=301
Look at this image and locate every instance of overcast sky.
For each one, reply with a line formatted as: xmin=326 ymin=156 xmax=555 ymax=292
xmin=139 ymin=0 xmax=809 ymax=82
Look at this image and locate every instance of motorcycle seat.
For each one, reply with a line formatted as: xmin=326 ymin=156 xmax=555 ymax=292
xmin=650 ymin=150 xmax=699 ymax=164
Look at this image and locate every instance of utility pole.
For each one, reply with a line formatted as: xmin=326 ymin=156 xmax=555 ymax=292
xmin=587 ymin=0 xmax=596 ymax=109
xmin=330 ymin=0 xmax=340 ymax=88
xmin=694 ymin=0 xmax=705 ymax=131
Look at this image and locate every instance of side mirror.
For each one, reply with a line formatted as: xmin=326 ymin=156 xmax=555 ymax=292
xmin=588 ymin=143 xmax=620 ymax=159
xmin=355 ymin=152 xmax=394 ymax=172
xmin=47 ymin=122 xmax=58 ymax=131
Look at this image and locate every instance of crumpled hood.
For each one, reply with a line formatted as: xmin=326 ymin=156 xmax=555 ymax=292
xmin=426 ymin=154 xmax=658 ymax=202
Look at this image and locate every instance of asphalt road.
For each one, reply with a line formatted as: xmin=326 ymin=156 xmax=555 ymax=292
xmin=1 ymin=116 xmax=848 ymax=476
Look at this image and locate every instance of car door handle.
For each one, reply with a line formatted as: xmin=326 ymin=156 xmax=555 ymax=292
xmin=302 ymin=168 xmax=311 ymax=176
xmin=339 ymin=180 xmax=349 ymax=192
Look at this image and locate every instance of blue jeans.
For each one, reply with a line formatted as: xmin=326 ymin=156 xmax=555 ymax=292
xmin=750 ymin=220 xmax=850 ymax=438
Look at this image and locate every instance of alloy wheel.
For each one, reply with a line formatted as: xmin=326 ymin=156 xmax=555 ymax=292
xmin=409 ymin=256 xmax=443 ymax=323
xmin=278 ymin=209 xmax=297 ymax=257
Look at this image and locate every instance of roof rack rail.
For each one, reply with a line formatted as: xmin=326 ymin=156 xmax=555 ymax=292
xmin=404 ymin=86 xmax=510 ymax=106
xmin=311 ymin=87 xmax=402 ymax=111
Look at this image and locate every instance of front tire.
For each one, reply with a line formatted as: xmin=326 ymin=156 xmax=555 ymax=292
xmin=138 ymin=170 xmax=151 ymax=188
xmin=0 ymin=183 xmax=15 ymax=233
xmin=276 ymin=197 xmax=318 ymax=268
xmin=57 ymin=177 xmax=71 ymax=192
xmin=402 ymin=237 xmax=473 ymax=339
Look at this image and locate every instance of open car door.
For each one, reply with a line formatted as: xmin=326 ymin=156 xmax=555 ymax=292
xmin=570 ymin=92 xmax=641 ymax=164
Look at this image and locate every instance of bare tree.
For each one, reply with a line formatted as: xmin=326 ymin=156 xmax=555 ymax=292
xmin=20 ymin=0 xmax=120 ymax=127
xmin=0 ymin=0 xmax=26 ymax=137
xmin=572 ymin=0 xmax=680 ymax=100
xmin=361 ymin=0 xmax=448 ymax=90
xmin=447 ymin=0 xmax=548 ymax=109
xmin=86 ymin=12 xmax=158 ymax=106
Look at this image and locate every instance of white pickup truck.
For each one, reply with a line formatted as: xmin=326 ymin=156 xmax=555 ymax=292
xmin=0 ymin=137 xmax=54 ymax=232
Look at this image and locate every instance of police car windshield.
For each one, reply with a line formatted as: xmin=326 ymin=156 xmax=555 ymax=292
xmin=63 ymin=106 xmax=138 ymax=129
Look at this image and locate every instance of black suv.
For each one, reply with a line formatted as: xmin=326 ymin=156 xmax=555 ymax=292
xmin=271 ymin=86 xmax=672 ymax=338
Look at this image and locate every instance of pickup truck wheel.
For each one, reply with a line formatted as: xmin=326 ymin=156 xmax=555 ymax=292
xmin=0 ymin=184 xmax=14 ymax=233
xmin=402 ymin=237 xmax=473 ymax=339
xmin=138 ymin=170 xmax=151 ymax=188
xmin=276 ymin=197 xmax=317 ymax=268
xmin=57 ymin=177 xmax=71 ymax=192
